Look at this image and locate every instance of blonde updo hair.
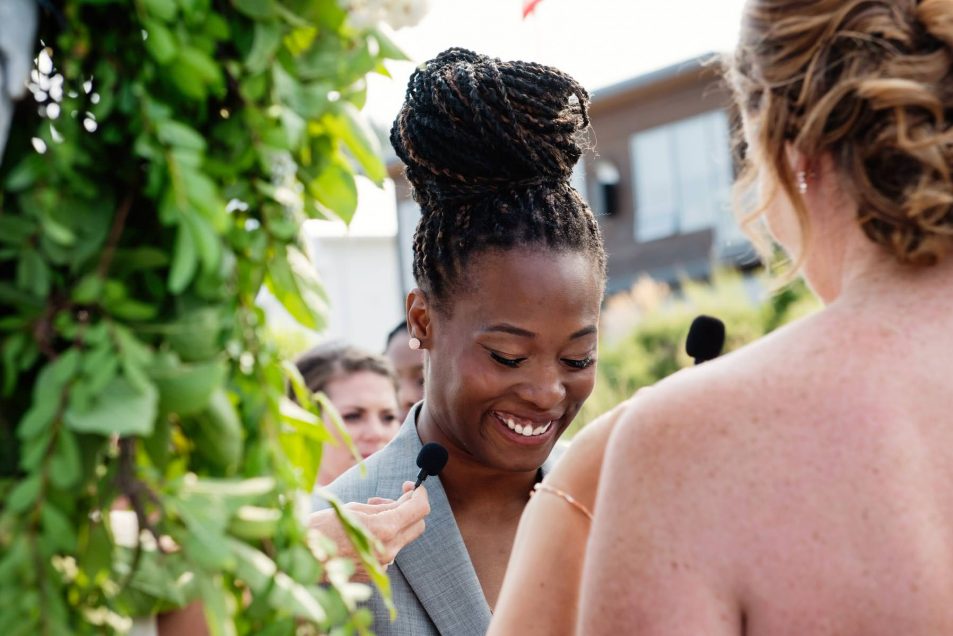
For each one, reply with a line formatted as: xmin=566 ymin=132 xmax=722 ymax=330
xmin=728 ymin=0 xmax=953 ymax=267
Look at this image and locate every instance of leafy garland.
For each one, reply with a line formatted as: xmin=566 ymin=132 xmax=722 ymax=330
xmin=0 ymin=0 xmax=411 ymax=633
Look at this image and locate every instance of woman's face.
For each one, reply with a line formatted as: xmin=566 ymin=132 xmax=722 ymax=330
xmin=420 ymin=248 xmax=603 ymax=473
xmin=317 ymin=370 xmax=401 ymax=485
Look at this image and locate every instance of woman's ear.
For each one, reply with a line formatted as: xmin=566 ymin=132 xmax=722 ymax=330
xmin=406 ymin=288 xmax=433 ymax=349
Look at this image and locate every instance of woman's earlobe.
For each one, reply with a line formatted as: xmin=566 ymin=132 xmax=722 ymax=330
xmin=406 ymin=287 xmax=433 ymax=347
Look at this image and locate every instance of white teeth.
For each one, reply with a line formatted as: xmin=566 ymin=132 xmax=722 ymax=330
xmin=499 ymin=414 xmax=554 ymax=437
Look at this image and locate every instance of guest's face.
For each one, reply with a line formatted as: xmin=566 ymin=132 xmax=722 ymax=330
xmin=318 ymin=370 xmax=400 ymax=485
xmin=385 ymin=328 xmax=425 ymax=421
xmin=417 ymin=248 xmax=602 ymax=473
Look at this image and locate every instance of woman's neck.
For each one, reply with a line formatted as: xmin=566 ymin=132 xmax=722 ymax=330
xmin=416 ymin=406 xmax=539 ymax=513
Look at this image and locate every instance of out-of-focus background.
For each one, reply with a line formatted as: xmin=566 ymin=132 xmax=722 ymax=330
xmin=263 ymin=0 xmax=821 ymax=423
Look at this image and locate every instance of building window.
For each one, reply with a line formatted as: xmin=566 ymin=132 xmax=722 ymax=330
xmin=630 ymin=110 xmax=733 ymax=242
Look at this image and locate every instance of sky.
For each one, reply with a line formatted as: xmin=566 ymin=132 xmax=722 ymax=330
xmin=314 ymin=0 xmax=749 ymax=237
xmin=364 ymin=0 xmax=749 ymax=127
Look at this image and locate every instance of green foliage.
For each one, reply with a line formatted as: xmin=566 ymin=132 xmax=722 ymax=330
xmin=0 ymin=1 xmax=409 ymax=633
xmin=571 ymin=271 xmax=821 ymax=435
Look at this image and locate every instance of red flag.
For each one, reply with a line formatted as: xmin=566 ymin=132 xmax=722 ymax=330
xmin=522 ymin=0 xmax=543 ymax=18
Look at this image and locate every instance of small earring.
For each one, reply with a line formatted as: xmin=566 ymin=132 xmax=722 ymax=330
xmin=796 ymin=170 xmax=808 ymax=195
xmin=408 ymin=337 xmax=421 ymax=350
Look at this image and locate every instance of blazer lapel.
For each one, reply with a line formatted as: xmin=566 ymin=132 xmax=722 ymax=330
xmin=385 ymin=409 xmax=491 ymax=635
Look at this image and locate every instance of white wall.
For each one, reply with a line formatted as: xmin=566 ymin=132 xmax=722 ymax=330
xmin=259 ymin=177 xmax=405 ymax=354
xmin=306 ymin=233 xmax=403 ymax=352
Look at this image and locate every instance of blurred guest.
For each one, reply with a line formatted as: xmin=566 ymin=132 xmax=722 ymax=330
xmin=296 ymin=342 xmax=401 ymax=486
xmin=384 ymin=320 xmax=425 ymax=421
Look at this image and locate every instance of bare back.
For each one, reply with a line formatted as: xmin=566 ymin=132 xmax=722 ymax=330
xmin=580 ymin=297 xmax=953 ymax=634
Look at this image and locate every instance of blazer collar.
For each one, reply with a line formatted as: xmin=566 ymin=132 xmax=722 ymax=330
xmin=386 ymin=404 xmax=561 ymax=635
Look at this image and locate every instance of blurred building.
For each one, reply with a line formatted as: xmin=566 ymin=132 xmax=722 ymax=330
xmin=275 ymin=53 xmax=756 ymax=352
xmin=390 ymin=53 xmax=755 ymax=297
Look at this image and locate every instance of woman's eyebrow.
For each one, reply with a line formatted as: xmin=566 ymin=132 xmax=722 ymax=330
xmin=481 ymin=323 xmax=536 ymax=338
xmin=480 ymin=324 xmax=597 ymax=340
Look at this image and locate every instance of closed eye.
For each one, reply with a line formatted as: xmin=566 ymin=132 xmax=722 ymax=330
xmin=562 ymin=356 xmax=595 ymax=370
xmin=490 ymin=352 xmax=526 ymax=368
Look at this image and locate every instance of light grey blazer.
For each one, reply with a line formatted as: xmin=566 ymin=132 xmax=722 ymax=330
xmin=313 ymin=404 xmax=562 ymax=636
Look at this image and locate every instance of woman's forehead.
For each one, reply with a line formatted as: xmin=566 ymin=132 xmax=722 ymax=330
xmin=447 ymin=249 xmax=603 ymax=333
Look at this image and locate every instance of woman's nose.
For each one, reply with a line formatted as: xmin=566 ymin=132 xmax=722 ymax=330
xmin=514 ymin=364 xmax=566 ymax=410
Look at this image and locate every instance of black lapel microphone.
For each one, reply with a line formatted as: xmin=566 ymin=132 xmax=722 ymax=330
xmin=413 ymin=442 xmax=449 ymax=489
xmin=686 ymin=315 xmax=726 ymax=365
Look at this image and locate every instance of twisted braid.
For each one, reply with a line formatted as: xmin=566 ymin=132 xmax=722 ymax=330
xmin=391 ymin=48 xmax=605 ymax=307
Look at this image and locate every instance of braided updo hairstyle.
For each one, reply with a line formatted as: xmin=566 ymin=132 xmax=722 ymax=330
xmin=391 ymin=48 xmax=606 ymax=309
xmin=729 ymin=0 xmax=953 ymax=266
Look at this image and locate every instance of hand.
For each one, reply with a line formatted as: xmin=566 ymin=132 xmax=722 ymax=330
xmin=309 ymin=481 xmax=430 ymax=582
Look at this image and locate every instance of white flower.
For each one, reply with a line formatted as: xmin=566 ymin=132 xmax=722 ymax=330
xmin=341 ymin=0 xmax=388 ymax=30
xmin=383 ymin=0 xmax=429 ymax=30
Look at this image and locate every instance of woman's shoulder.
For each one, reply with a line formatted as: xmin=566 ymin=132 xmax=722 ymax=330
xmin=314 ymin=434 xmax=418 ymax=509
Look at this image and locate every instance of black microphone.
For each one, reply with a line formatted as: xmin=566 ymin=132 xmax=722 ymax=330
xmin=686 ymin=315 xmax=725 ymax=365
xmin=413 ymin=442 xmax=448 ymax=490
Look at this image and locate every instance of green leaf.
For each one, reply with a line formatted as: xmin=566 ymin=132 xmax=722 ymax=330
xmin=323 ymin=494 xmax=393 ymax=618
xmin=273 ymin=66 xmax=332 ymax=120
xmin=178 ymin=46 xmax=225 ymax=95
xmin=228 ymin=505 xmax=281 ymax=540
xmin=191 ymin=389 xmax=244 ymax=472
xmin=49 ymin=428 xmax=82 ymax=490
xmin=38 ymin=212 xmax=76 ymax=246
xmin=41 ymin=503 xmax=77 ymax=552
xmin=16 ymin=249 xmax=50 ymax=298
xmin=325 ymin=102 xmax=387 ymax=186
xmin=0 ymin=216 xmax=36 ymax=245
xmin=227 ymin=539 xmax=327 ymax=622
xmin=152 ymin=357 xmax=226 ymax=416
xmin=156 ymin=119 xmax=206 ymax=152
xmin=6 ymin=474 xmax=41 ymax=513
xmin=198 ymin=575 xmax=237 ymax=636
xmin=307 ymin=155 xmax=358 ymax=223
xmin=184 ymin=211 xmax=223 ymax=276
xmin=233 ymin=0 xmax=276 ymax=19
xmin=1 ymin=332 xmax=26 ymax=396
xmin=166 ymin=306 xmax=222 ymax=361
xmin=314 ymin=392 xmax=362 ymax=471
xmin=4 ymin=154 xmax=44 ymax=192
xmin=169 ymin=221 xmax=198 ymax=294
xmin=279 ymin=398 xmax=333 ymax=443
xmin=71 ymin=275 xmax=104 ymax=304
xmin=246 ymin=21 xmax=283 ymax=74
xmin=143 ymin=18 xmax=178 ymax=64
xmin=141 ymin=0 xmax=177 ymax=21
xmin=64 ymin=375 xmax=158 ymax=436
xmin=370 ymin=27 xmax=411 ymax=61
xmin=265 ymin=246 xmax=327 ymax=330
xmin=180 ymin=476 xmax=275 ymax=501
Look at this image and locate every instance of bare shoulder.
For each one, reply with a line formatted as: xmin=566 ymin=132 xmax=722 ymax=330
xmin=546 ymin=399 xmax=637 ymax=511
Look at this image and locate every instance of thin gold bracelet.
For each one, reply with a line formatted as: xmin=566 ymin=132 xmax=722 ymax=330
xmin=530 ymin=482 xmax=593 ymax=521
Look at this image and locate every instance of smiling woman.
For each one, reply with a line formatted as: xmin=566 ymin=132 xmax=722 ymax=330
xmin=294 ymin=342 xmax=401 ymax=485
xmin=316 ymin=47 xmax=606 ymax=635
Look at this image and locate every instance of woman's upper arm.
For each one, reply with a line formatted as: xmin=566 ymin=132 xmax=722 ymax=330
xmin=576 ymin=404 xmax=742 ymax=635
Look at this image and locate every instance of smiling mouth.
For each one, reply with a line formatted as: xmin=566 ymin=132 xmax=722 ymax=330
xmin=492 ymin=411 xmax=556 ymax=438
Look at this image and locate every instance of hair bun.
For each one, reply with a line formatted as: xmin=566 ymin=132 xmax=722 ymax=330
xmin=390 ymin=47 xmax=590 ymax=203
